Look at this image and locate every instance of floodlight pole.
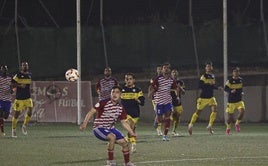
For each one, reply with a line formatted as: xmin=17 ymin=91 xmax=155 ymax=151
xmin=76 ymin=0 xmax=82 ymax=125
xmin=223 ymin=0 xmax=228 ymax=124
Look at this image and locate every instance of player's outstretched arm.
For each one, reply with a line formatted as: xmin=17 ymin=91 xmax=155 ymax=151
xmin=80 ymin=108 xmax=96 ymax=131
xmin=120 ymin=120 xmax=136 ymax=137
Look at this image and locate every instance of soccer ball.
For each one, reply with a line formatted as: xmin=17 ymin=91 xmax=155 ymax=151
xmin=65 ymin=68 xmax=79 ymax=81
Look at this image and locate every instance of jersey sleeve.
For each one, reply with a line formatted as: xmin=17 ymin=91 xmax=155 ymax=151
xmin=151 ymin=76 xmax=159 ymax=91
xmin=224 ymin=80 xmax=232 ymax=93
xmin=118 ymin=107 xmax=127 ymax=120
xmin=95 ymin=80 xmax=101 ymax=92
xmin=137 ymin=89 xmax=145 ymax=106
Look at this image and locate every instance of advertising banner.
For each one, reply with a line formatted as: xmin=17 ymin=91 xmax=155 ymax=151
xmin=8 ymin=81 xmax=92 ymax=123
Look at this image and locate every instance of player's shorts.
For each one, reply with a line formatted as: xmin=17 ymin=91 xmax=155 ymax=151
xmin=93 ymin=127 xmax=125 ymax=141
xmin=226 ymin=101 xmax=245 ymax=114
xmin=196 ymin=97 xmax=217 ymax=110
xmin=13 ymin=98 xmax=33 ymax=111
xmin=156 ymin=103 xmax=173 ymax=116
xmin=0 ymin=100 xmax=11 ymax=118
xmin=0 ymin=100 xmax=11 ymax=112
xmin=126 ymin=115 xmax=139 ymax=124
xmin=173 ymin=105 xmax=184 ymax=114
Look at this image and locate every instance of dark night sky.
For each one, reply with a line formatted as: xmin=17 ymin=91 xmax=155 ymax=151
xmin=0 ymin=0 xmax=268 ymax=27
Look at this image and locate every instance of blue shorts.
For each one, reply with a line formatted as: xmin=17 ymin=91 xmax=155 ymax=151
xmin=0 ymin=100 xmax=11 ymax=113
xmin=93 ymin=127 xmax=125 ymax=141
xmin=156 ymin=103 xmax=173 ymax=116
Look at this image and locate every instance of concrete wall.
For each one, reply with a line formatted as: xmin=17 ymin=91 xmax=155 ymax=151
xmin=138 ymin=86 xmax=268 ymax=123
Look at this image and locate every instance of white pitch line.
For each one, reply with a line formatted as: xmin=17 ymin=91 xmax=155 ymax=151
xmin=135 ymin=156 xmax=268 ymax=164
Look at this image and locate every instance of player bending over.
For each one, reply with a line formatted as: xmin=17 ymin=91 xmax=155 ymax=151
xmin=80 ymin=86 xmax=136 ymax=166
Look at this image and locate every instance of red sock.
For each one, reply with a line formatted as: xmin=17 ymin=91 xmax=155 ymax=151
xmin=122 ymin=150 xmax=130 ymax=164
xmin=0 ymin=118 xmax=4 ymax=132
xmin=107 ymin=149 xmax=114 ymax=160
xmin=164 ymin=118 xmax=171 ymax=135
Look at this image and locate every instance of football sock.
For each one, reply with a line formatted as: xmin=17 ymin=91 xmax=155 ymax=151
xmin=107 ymin=149 xmax=114 ymax=160
xmin=0 ymin=118 xmax=4 ymax=132
xmin=164 ymin=118 xmax=171 ymax=135
xmin=190 ymin=113 xmax=198 ymax=125
xmin=12 ymin=117 xmax=18 ymax=129
xmin=157 ymin=123 xmax=162 ymax=130
xmin=122 ymin=150 xmax=130 ymax=164
xmin=235 ymin=120 xmax=241 ymax=125
xmin=23 ymin=114 xmax=31 ymax=126
xmin=226 ymin=123 xmax=231 ymax=129
xmin=209 ymin=112 xmax=217 ymax=126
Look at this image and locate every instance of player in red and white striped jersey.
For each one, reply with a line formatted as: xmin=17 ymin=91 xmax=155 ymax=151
xmin=0 ymin=65 xmax=13 ymax=136
xmin=151 ymin=63 xmax=178 ymax=141
xmin=80 ymin=86 xmax=136 ymax=166
xmin=96 ymin=67 xmax=118 ymax=101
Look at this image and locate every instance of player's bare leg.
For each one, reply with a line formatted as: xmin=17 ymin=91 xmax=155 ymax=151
xmin=226 ymin=113 xmax=234 ymax=135
xmin=235 ymin=108 xmax=244 ymax=132
xmin=0 ymin=110 xmax=5 ymax=136
xmin=162 ymin=111 xmax=171 ymax=141
xmin=126 ymin=119 xmax=136 ymax=153
xmin=22 ymin=107 xmax=32 ymax=135
xmin=207 ymin=106 xmax=217 ymax=134
xmin=117 ymin=138 xmax=135 ymax=166
xmin=188 ymin=110 xmax=201 ymax=135
xmin=171 ymin=111 xmax=181 ymax=136
xmin=12 ymin=111 xmax=21 ymax=138
xmin=106 ymin=133 xmax=117 ymax=166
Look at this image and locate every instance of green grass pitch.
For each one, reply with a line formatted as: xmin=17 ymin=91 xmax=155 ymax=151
xmin=1 ymin=122 xmax=268 ymax=166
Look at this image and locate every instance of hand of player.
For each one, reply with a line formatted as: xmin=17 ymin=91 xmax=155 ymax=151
xmin=210 ymin=80 xmax=215 ymax=85
xmin=79 ymin=123 xmax=87 ymax=131
xmin=135 ymin=98 xmax=141 ymax=104
xmin=218 ymin=86 xmax=223 ymax=90
xmin=129 ymin=131 xmax=137 ymax=138
xmin=19 ymin=84 xmax=26 ymax=88
xmin=231 ymin=89 xmax=236 ymax=93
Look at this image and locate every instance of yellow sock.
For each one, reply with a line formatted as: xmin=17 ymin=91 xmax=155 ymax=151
xmin=190 ymin=113 xmax=198 ymax=125
xmin=226 ymin=123 xmax=231 ymax=129
xmin=12 ymin=117 xmax=18 ymax=129
xmin=23 ymin=114 xmax=31 ymax=126
xmin=208 ymin=112 xmax=217 ymax=126
xmin=157 ymin=123 xmax=162 ymax=130
xmin=235 ymin=120 xmax=241 ymax=125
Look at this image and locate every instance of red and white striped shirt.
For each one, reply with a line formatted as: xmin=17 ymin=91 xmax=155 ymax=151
xmin=0 ymin=74 xmax=12 ymax=102
xmin=96 ymin=77 xmax=118 ymax=101
xmin=152 ymin=75 xmax=177 ymax=105
xmin=93 ymin=99 xmax=127 ymax=129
